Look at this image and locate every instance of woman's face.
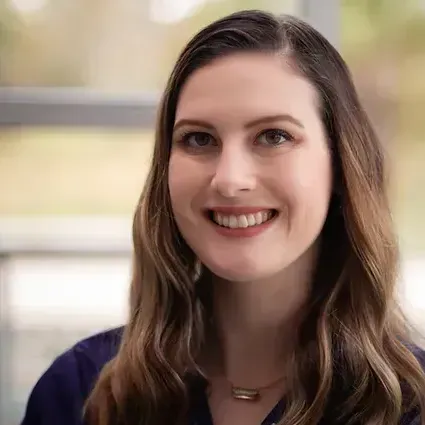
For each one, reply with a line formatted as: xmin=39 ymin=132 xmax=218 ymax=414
xmin=168 ymin=52 xmax=333 ymax=282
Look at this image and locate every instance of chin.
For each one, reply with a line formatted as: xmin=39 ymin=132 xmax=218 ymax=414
xmin=202 ymin=257 xmax=273 ymax=283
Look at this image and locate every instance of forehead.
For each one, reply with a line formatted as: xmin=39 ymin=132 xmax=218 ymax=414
xmin=175 ymin=52 xmax=319 ymax=124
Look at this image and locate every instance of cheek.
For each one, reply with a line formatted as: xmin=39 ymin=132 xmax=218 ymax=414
xmin=168 ymin=155 xmax=184 ymax=209
xmin=274 ymin=150 xmax=333 ymax=210
xmin=168 ymin=153 xmax=201 ymax=215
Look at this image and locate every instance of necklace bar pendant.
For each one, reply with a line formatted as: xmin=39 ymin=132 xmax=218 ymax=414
xmin=231 ymin=387 xmax=260 ymax=401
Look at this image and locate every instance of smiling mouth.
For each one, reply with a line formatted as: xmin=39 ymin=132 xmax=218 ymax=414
xmin=208 ymin=209 xmax=278 ymax=229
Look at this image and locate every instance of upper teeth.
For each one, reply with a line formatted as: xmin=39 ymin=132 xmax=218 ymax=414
xmin=213 ymin=211 xmax=273 ymax=228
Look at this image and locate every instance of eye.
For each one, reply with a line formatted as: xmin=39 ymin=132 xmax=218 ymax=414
xmin=256 ymin=129 xmax=293 ymax=147
xmin=181 ymin=131 xmax=215 ymax=148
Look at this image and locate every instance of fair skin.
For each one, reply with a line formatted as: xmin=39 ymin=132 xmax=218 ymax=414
xmin=168 ymin=52 xmax=333 ymax=425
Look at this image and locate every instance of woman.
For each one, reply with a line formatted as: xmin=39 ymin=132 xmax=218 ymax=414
xmin=22 ymin=9 xmax=425 ymax=425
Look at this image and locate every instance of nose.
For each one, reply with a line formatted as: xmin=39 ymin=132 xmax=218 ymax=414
xmin=211 ymin=145 xmax=256 ymax=198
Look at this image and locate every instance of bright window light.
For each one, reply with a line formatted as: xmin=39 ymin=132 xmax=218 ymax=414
xmin=7 ymin=0 xmax=48 ymax=14
xmin=149 ymin=0 xmax=207 ymax=24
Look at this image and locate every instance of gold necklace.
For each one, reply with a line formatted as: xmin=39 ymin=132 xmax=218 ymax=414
xmin=230 ymin=375 xmax=286 ymax=402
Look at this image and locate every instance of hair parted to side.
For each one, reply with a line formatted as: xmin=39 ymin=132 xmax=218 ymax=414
xmin=84 ymin=10 xmax=425 ymax=425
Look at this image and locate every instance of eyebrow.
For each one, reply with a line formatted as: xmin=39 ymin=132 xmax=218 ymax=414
xmin=173 ymin=114 xmax=305 ymax=132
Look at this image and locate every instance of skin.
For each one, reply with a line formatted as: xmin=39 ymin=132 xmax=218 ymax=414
xmin=168 ymin=52 xmax=333 ymax=425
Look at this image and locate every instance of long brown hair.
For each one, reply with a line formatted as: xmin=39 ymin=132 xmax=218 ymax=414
xmin=84 ymin=10 xmax=425 ymax=425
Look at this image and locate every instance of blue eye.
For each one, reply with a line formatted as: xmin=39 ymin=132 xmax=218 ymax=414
xmin=256 ymin=129 xmax=292 ymax=147
xmin=182 ymin=132 xmax=215 ymax=148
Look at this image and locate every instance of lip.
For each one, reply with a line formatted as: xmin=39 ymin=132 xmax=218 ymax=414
xmin=207 ymin=206 xmax=274 ymax=214
xmin=205 ymin=207 xmax=278 ymax=238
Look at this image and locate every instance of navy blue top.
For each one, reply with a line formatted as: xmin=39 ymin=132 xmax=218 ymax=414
xmin=21 ymin=327 xmax=424 ymax=425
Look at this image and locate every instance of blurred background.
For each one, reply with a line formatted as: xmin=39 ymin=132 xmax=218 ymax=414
xmin=0 ymin=0 xmax=424 ymax=423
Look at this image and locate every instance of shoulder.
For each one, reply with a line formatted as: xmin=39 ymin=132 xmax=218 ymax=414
xmin=21 ymin=326 xmax=124 ymax=425
xmin=400 ymin=344 xmax=425 ymax=425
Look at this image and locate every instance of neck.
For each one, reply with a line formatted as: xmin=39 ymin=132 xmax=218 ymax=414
xmin=207 ymin=244 xmax=319 ymax=388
